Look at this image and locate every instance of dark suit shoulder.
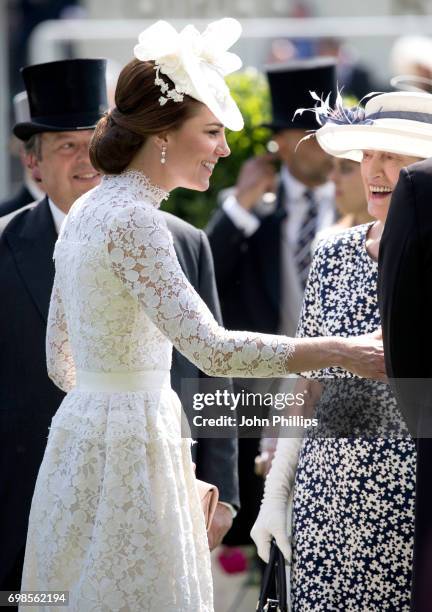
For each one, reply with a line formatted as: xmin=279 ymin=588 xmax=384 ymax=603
xmin=206 ymin=206 xmax=245 ymax=239
xmin=405 ymin=158 xmax=432 ymax=183
xmin=0 ymin=185 xmax=34 ymax=217
xmin=0 ymin=197 xmax=22 ymax=217
xmin=0 ymin=200 xmax=41 ymax=237
xmin=161 ymin=210 xmax=205 ymax=267
xmin=161 ymin=210 xmax=201 ymax=241
xmin=407 ymin=157 xmax=432 ymax=174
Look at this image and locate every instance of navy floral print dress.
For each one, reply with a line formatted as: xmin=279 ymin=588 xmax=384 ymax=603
xmin=291 ymin=224 xmax=416 ymax=611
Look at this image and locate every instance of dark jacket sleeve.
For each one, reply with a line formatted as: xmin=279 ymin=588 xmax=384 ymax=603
xmin=205 ymin=207 xmax=249 ymax=290
xmin=379 ymin=160 xmax=432 ymax=611
xmin=379 ymin=167 xmax=420 ymax=378
xmin=192 ymin=230 xmax=240 ymax=509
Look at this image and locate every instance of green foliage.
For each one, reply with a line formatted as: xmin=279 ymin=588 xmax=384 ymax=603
xmin=161 ymin=68 xmax=272 ymax=228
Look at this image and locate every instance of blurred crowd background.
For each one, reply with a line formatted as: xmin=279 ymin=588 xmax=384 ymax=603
xmin=4 ymin=0 xmax=432 ymax=224
xmin=3 ymin=2 xmax=432 ymax=611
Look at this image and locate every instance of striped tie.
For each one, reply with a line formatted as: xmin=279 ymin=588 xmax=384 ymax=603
xmin=294 ymin=190 xmax=318 ymax=289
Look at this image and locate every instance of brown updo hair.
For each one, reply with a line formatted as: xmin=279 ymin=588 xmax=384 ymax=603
xmin=90 ymin=59 xmax=202 ymax=174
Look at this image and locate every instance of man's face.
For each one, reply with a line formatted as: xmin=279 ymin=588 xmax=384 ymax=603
xmin=274 ymin=128 xmax=333 ymax=186
xmin=30 ymin=130 xmax=100 ymax=213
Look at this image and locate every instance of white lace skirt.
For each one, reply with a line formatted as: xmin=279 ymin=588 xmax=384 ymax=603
xmin=20 ymin=371 xmax=213 ymax=612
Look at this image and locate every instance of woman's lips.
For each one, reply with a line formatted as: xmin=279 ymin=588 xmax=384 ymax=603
xmin=369 ymin=191 xmax=392 ymax=200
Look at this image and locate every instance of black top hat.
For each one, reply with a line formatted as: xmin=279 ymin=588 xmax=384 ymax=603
xmin=264 ymin=57 xmax=337 ymax=132
xmin=14 ymin=58 xmax=108 ymax=141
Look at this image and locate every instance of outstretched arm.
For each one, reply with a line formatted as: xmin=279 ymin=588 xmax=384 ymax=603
xmin=108 ymin=204 xmax=384 ymax=379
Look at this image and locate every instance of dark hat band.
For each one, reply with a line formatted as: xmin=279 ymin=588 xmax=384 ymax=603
xmin=27 ymin=109 xmax=106 ymax=128
xmin=13 ymin=110 xmax=105 ymax=141
xmin=367 ymin=110 xmax=432 ymax=123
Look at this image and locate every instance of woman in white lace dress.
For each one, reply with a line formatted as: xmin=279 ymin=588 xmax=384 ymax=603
xmin=20 ymin=20 xmax=384 ymax=612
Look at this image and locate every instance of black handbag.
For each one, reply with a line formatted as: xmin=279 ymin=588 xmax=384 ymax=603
xmin=256 ymin=539 xmax=288 ymax=612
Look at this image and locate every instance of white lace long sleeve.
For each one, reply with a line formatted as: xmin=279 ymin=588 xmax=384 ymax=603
xmin=107 ymin=204 xmax=295 ymax=377
xmin=46 ymin=274 xmax=76 ymax=392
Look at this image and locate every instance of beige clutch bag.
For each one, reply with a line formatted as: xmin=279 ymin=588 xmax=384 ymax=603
xmin=196 ymin=479 xmax=219 ymax=531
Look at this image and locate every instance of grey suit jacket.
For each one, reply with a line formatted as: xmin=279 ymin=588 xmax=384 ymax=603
xmin=163 ymin=211 xmax=239 ymax=509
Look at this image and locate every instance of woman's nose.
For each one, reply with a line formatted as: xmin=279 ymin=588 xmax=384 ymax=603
xmin=368 ymin=157 xmax=384 ymax=179
xmin=328 ymin=170 xmax=338 ymax=183
xmin=217 ymin=136 xmax=230 ymax=158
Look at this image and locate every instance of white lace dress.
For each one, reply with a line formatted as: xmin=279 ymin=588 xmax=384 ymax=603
xmin=20 ymin=171 xmax=295 ymax=612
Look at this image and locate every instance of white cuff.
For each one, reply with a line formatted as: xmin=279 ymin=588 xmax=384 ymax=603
xmin=260 ymin=436 xmax=278 ymax=453
xmin=222 ymin=194 xmax=260 ymax=237
xmin=218 ymin=501 xmax=238 ymax=519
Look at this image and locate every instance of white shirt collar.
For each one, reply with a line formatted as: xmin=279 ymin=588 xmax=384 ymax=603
xmin=48 ymin=198 xmax=66 ymax=234
xmin=281 ymin=165 xmax=335 ymax=205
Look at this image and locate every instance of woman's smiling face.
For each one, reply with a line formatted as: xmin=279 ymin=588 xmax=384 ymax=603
xmin=164 ymin=104 xmax=231 ymax=192
xmin=360 ymin=150 xmax=421 ymax=222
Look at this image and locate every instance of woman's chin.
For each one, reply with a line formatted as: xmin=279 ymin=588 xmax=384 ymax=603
xmin=179 ymin=178 xmax=210 ymax=192
xmin=368 ymin=198 xmax=390 ymax=222
xmin=192 ymin=179 xmax=211 ymax=192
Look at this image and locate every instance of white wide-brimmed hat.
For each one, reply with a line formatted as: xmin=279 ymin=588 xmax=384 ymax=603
xmin=312 ymin=91 xmax=432 ymax=161
xmin=134 ymin=19 xmax=244 ymax=131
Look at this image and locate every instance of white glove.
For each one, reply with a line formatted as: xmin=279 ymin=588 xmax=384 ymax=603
xmin=250 ymin=436 xmax=302 ymax=563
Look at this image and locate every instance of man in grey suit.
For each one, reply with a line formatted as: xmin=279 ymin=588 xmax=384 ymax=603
xmin=0 ymin=58 xmax=238 ymax=600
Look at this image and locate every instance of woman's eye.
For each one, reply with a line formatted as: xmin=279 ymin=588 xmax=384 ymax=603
xmin=208 ymin=130 xmax=220 ymax=136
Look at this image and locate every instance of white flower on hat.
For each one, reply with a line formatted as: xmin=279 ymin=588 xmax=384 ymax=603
xmin=133 ymin=18 xmax=244 ymax=131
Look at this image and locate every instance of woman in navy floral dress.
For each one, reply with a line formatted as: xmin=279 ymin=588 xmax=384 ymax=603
xmin=291 ymin=224 xmax=416 ymax=611
xmin=252 ymin=90 xmax=432 ymax=611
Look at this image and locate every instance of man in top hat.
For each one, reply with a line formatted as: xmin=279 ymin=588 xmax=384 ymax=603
xmin=0 ymin=58 xmax=109 ymax=598
xmin=205 ymin=58 xmax=337 ymax=545
xmin=207 ymin=58 xmax=336 ymax=338
xmin=0 ymin=58 xmax=239 ymax=599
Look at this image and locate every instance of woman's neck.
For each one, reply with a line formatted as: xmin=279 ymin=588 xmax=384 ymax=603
xmin=365 ymin=219 xmax=384 ymax=261
xmin=353 ymin=210 xmax=374 ymax=225
xmin=126 ymin=163 xmax=172 ymax=193
xmin=126 ymin=145 xmax=175 ymax=193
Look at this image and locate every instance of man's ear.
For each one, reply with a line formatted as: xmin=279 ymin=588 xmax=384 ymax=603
xmin=27 ymin=152 xmax=42 ymax=182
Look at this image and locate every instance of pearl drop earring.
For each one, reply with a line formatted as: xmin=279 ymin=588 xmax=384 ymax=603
xmin=161 ymin=145 xmax=167 ymax=165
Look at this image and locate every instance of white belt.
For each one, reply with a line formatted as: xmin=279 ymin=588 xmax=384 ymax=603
xmin=75 ymin=369 xmax=171 ymax=392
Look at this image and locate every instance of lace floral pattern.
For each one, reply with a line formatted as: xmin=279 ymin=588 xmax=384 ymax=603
xmin=21 ymin=170 xmax=295 ymax=611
